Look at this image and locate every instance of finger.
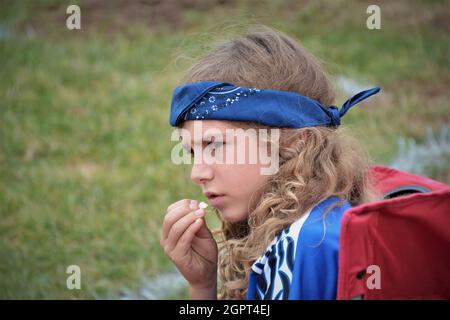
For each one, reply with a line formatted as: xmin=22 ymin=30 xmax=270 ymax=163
xmin=169 ymin=199 xmax=198 ymax=216
xmin=163 ymin=204 xmax=190 ymax=242
xmin=162 ymin=200 xmax=198 ymax=241
xmin=166 ymin=199 xmax=191 ymax=213
xmin=165 ymin=208 xmax=205 ymax=253
xmin=171 ymin=218 xmax=204 ymax=258
xmin=165 ymin=208 xmax=206 ymax=253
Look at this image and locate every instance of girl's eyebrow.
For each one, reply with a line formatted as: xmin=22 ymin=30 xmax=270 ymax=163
xmin=197 ymin=135 xmax=224 ymax=145
xmin=179 ymin=133 xmax=225 ymax=148
xmin=182 ymin=133 xmax=225 ymax=146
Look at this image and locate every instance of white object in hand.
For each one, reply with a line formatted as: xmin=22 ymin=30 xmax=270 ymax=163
xmin=199 ymin=201 xmax=208 ymax=209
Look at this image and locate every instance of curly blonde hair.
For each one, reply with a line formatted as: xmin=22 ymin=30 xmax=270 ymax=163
xmin=180 ymin=26 xmax=381 ymax=299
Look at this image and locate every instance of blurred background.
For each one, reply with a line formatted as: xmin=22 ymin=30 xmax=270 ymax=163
xmin=0 ymin=0 xmax=449 ymax=299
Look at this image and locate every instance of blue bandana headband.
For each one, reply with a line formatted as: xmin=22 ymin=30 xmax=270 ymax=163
xmin=169 ymin=81 xmax=380 ymax=128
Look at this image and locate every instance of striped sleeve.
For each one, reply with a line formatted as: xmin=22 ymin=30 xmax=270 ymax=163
xmin=247 ymin=197 xmax=351 ymax=300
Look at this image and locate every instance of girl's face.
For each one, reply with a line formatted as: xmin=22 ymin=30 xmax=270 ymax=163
xmin=180 ymin=120 xmax=270 ymax=223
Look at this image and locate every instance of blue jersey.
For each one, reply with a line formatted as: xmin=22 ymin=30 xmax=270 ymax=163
xmin=247 ymin=196 xmax=352 ymax=300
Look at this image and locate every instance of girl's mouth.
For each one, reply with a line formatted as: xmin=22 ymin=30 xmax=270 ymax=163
xmin=203 ymin=192 xmax=226 ymax=208
xmin=209 ymin=195 xmax=225 ymax=207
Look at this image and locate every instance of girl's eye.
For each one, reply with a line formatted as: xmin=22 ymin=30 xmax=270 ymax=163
xmin=209 ymin=141 xmax=225 ymax=157
xmin=183 ymin=146 xmax=194 ymax=157
xmin=187 ymin=141 xmax=225 ymax=158
xmin=209 ymin=141 xmax=224 ymax=149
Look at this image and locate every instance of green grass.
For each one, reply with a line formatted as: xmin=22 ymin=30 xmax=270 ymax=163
xmin=1 ymin=0 xmax=449 ymax=299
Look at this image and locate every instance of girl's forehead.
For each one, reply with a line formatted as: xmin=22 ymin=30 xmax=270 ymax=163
xmin=181 ymin=120 xmax=236 ymax=131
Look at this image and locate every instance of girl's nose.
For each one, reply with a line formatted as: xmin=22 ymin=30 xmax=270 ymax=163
xmin=190 ymin=162 xmax=214 ymax=185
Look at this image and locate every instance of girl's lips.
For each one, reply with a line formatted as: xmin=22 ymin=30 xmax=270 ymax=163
xmin=208 ymin=195 xmax=225 ymax=208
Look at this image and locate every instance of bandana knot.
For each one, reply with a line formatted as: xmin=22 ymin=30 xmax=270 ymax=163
xmin=327 ymin=106 xmax=341 ymax=127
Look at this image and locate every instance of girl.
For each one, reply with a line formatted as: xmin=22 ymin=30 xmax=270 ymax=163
xmin=160 ymin=26 xmax=381 ymax=300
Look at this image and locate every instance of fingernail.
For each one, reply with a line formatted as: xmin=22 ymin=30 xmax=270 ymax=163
xmin=189 ymin=200 xmax=197 ymax=210
xmin=194 ymin=208 xmax=204 ymax=216
xmin=199 ymin=201 xmax=208 ymax=209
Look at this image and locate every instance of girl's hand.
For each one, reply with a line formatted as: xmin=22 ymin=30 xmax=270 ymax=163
xmin=160 ymin=199 xmax=218 ymax=290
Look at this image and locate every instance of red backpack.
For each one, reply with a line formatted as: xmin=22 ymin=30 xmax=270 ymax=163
xmin=337 ymin=166 xmax=450 ymax=299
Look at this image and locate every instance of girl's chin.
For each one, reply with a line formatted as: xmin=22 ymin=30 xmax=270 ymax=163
xmin=219 ymin=208 xmax=248 ymax=223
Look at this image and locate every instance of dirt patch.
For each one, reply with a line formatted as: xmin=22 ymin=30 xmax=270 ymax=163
xmin=11 ymin=0 xmax=450 ymax=38
xmin=16 ymin=0 xmax=233 ymax=37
